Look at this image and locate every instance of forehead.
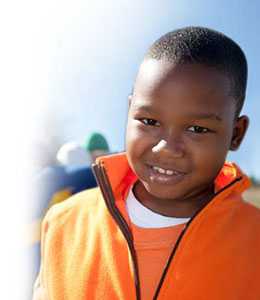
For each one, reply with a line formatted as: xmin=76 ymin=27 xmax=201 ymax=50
xmin=133 ymin=59 xmax=235 ymax=117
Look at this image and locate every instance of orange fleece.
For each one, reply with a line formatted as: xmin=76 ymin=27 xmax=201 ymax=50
xmin=131 ymin=223 xmax=185 ymax=300
xmin=35 ymin=153 xmax=260 ymax=300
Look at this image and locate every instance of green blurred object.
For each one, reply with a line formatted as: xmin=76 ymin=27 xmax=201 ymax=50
xmin=84 ymin=132 xmax=109 ymax=152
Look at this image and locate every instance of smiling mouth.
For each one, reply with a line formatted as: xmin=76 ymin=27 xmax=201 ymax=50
xmin=144 ymin=164 xmax=187 ymax=185
xmin=152 ymin=165 xmax=185 ymax=176
xmin=146 ymin=164 xmax=186 ymax=185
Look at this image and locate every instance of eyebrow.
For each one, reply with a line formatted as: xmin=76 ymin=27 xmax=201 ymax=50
xmin=186 ymin=113 xmax=223 ymax=121
xmin=131 ymin=103 xmax=222 ymax=122
xmin=131 ymin=104 xmax=156 ymax=113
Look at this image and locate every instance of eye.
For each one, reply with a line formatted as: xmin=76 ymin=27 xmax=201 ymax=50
xmin=187 ymin=125 xmax=210 ymax=133
xmin=140 ymin=118 xmax=160 ymax=127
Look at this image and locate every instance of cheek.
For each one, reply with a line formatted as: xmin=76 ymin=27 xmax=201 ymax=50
xmin=126 ymin=120 xmax=155 ymax=156
xmin=126 ymin=120 xmax=138 ymax=148
xmin=191 ymin=137 xmax=230 ymax=175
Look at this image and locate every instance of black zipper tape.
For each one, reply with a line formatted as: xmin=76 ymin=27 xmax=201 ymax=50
xmin=153 ymin=176 xmax=242 ymax=299
xmin=93 ymin=161 xmax=242 ymax=300
xmin=92 ymin=163 xmax=141 ymax=300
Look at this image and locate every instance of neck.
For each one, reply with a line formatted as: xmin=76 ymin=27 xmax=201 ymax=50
xmin=133 ymin=181 xmax=215 ymax=218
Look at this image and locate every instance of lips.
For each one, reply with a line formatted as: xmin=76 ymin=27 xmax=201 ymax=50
xmin=147 ymin=161 xmax=186 ymax=174
xmin=146 ymin=163 xmax=187 ymax=185
xmin=152 ymin=165 xmax=185 ymax=176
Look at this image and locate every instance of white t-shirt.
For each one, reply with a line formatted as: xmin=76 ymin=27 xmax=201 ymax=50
xmin=126 ymin=188 xmax=190 ymax=228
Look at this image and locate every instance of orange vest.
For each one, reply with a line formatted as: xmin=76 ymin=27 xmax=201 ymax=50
xmin=38 ymin=153 xmax=260 ymax=300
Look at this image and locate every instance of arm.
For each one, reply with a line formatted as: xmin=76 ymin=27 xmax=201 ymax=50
xmin=32 ymin=276 xmax=48 ymax=300
xmin=32 ymin=207 xmax=52 ymax=300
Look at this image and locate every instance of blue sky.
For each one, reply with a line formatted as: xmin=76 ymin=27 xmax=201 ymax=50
xmin=35 ymin=0 xmax=260 ymax=178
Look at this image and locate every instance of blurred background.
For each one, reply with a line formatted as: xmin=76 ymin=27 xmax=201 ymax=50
xmin=1 ymin=0 xmax=260 ymax=299
xmin=31 ymin=0 xmax=260 ymax=208
xmin=32 ymin=0 xmax=260 ymax=180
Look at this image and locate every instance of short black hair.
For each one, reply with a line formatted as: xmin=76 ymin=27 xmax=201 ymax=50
xmin=145 ymin=26 xmax=247 ymax=116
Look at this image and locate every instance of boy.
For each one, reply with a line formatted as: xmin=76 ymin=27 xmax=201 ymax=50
xmin=33 ymin=27 xmax=260 ymax=300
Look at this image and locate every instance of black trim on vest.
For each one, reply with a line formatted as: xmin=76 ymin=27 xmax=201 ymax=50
xmin=93 ymin=161 xmax=242 ymax=300
xmin=152 ymin=177 xmax=242 ymax=299
xmin=93 ymin=163 xmax=141 ymax=300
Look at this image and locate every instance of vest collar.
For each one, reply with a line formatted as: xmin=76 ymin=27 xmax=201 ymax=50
xmin=95 ymin=152 xmax=250 ymax=201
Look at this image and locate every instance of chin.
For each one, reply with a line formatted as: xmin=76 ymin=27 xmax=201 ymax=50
xmin=143 ymin=181 xmax=183 ymax=201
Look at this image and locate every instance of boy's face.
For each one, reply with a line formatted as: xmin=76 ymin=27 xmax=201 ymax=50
xmin=126 ymin=60 xmax=248 ymax=209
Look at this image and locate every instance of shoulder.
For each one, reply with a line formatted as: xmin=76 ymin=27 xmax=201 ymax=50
xmin=42 ymin=187 xmax=103 ymax=231
xmin=231 ymin=195 xmax=260 ymax=237
xmin=237 ymin=195 xmax=260 ymax=218
xmin=211 ymin=192 xmax=260 ymax=240
xmin=228 ymin=197 xmax=260 ymax=263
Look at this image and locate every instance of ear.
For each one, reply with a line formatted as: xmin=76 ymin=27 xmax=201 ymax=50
xmin=128 ymin=94 xmax=133 ymax=108
xmin=230 ymin=115 xmax=249 ymax=151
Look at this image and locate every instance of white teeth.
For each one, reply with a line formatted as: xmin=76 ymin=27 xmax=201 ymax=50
xmin=158 ymin=168 xmax=165 ymax=174
xmin=166 ymin=170 xmax=174 ymax=175
xmin=152 ymin=166 xmax=175 ymax=176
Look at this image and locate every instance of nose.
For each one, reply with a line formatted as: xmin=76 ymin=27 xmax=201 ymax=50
xmin=152 ymin=137 xmax=185 ymax=158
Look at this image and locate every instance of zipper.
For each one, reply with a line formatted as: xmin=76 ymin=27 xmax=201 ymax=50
xmin=93 ymin=161 xmax=242 ymax=300
xmin=152 ymin=176 xmax=242 ymax=299
xmin=93 ymin=163 xmax=141 ymax=300
xmin=152 ymin=220 xmax=189 ymax=299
